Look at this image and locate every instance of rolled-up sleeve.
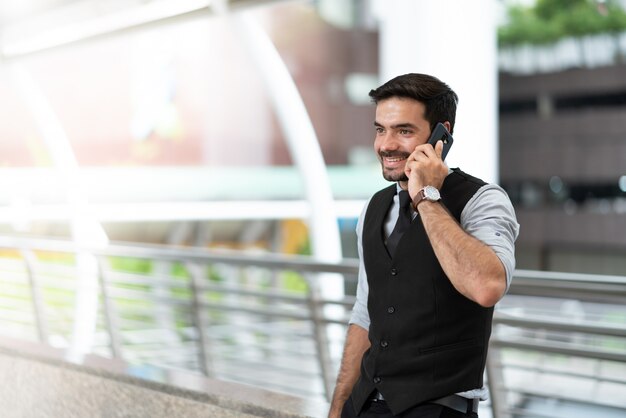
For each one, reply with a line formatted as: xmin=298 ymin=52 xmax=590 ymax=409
xmin=460 ymin=184 xmax=520 ymax=291
xmin=349 ymin=201 xmax=371 ymax=330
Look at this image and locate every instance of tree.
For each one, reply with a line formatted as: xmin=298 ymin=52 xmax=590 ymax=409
xmin=498 ymin=0 xmax=626 ymax=46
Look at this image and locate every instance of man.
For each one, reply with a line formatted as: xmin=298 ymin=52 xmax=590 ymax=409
xmin=328 ymin=73 xmax=519 ymax=418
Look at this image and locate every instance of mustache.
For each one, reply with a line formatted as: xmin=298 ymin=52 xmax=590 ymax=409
xmin=379 ymin=151 xmax=411 ymax=159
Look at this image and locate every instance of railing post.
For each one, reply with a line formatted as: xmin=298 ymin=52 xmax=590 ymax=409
xmin=306 ymin=273 xmax=335 ymax=401
xmin=486 ymin=344 xmax=510 ymax=418
xmin=186 ymin=262 xmax=214 ymax=377
xmin=20 ymin=249 xmax=48 ymax=344
xmin=96 ymin=256 xmax=123 ymax=359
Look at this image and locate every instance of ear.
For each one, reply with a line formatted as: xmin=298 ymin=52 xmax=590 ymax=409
xmin=443 ymin=121 xmax=452 ymax=133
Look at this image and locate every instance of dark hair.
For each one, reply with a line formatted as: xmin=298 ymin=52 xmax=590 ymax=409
xmin=369 ymin=73 xmax=458 ymax=133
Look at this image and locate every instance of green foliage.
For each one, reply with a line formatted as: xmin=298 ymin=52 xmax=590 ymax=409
xmin=498 ymin=5 xmax=562 ymax=45
xmin=170 ymin=261 xmax=190 ymax=279
xmin=281 ymin=270 xmax=309 ymax=293
xmin=109 ymin=256 xmax=152 ymax=274
xmin=535 ymin=0 xmax=586 ymax=21
xmin=606 ymin=5 xmax=626 ymax=31
xmin=499 ymin=0 xmax=626 ymax=46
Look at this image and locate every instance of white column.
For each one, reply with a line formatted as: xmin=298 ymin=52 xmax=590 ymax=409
xmin=373 ymin=0 xmax=499 ymax=183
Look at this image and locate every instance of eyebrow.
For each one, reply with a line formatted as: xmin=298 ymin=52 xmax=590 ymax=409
xmin=374 ymin=122 xmax=418 ymax=129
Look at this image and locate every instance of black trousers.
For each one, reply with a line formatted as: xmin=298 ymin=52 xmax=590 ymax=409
xmin=341 ymin=396 xmax=479 ymax=418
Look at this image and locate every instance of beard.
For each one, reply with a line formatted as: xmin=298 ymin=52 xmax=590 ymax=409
xmin=379 ymin=151 xmax=410 ymax=182
xmin=382 ymin=167 xmax=409 ymax=182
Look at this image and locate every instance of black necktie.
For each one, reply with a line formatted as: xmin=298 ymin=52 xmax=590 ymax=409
xmin=386 ymin=190 xmax=412 ymax=256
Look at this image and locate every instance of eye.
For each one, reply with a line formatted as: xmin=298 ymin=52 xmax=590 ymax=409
xmin=375 ymin=127 xmax=384 ymax=134
xmin=399 ymin=129 xmax=411 ymax=135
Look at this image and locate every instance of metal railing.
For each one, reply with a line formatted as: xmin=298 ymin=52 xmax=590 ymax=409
xmin=0 ymin=237 xmax=358 ymax=402
xmin=489 ymin=270 xmax=626 ymax=418
xmin=0 ymin=236 xmax=624 ymax=417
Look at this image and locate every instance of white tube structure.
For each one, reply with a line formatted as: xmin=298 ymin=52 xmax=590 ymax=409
xmin=235 ymin=12 xmax=344 ymax=294
xmin=10 ymin=64 xmax=109 ymax=363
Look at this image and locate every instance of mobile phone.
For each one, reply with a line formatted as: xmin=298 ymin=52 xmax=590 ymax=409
xmin=427 ymin=122 xmax=453 ymax=161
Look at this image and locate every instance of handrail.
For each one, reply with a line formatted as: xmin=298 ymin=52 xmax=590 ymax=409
xmin=508 ymin=269 xmax=626 ymax=304
xmin=493 ymin=311 xmax=626 ymax=337
xmin=0 ymin=236 xmax=360 ymax=273
xmin=513 ymin=268 xmax=626 ymax=285
xmin=490 ymin=336 xmax=626 ymax=363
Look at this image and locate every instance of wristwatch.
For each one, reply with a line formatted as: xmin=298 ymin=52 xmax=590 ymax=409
xmin=412 ymin=186 xmax=441 ymax=211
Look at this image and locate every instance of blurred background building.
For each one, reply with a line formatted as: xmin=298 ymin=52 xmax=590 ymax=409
xmin=498 ymin=0 xmax=626 ymax=275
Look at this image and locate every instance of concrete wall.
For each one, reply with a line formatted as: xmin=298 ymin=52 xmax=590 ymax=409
xmin=0 ymin=337 xmax=327 ymax=418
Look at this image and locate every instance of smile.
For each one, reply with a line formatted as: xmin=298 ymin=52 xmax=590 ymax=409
xmin=385 ymin=156 xmax=406 ymax=163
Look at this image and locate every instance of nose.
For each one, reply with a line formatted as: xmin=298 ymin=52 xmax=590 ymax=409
xmin=378 ymin=132 xmax=399 ymax=152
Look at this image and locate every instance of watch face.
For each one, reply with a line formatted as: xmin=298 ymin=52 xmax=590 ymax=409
xmin=424 ymin=186 xmax=440 ymax=201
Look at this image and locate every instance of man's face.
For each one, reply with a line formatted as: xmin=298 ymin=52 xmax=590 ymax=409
xmin=374 ymin=97 xmax=432 ymax=183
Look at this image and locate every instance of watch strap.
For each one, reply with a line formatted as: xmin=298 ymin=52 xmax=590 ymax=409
xmin=412 ymin=186 xmax=440 ymax=212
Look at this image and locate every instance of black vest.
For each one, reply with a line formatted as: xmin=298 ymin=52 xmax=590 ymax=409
xmin=351 ymin=169 xmax=493 ymax=415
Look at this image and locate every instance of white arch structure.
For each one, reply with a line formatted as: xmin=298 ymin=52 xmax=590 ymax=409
xmin=9 ymin=64 xmax=109 ymax=362
xmin=235 ymin=11 xmax=344 ymax=300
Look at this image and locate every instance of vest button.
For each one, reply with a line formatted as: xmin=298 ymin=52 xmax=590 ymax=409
xmin=390 ymin=268 xmax=397 ymax=276
xmin=387 ymin=306 xmax=395 ymax=314
xmin=380 ymin=340 xmax=389 ymax=348
xmin=373 ymin=376 xmax=381 ymax=384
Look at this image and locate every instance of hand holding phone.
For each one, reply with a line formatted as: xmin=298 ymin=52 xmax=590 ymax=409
xmin=427 ymin=122 xmax=453 ymax=161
